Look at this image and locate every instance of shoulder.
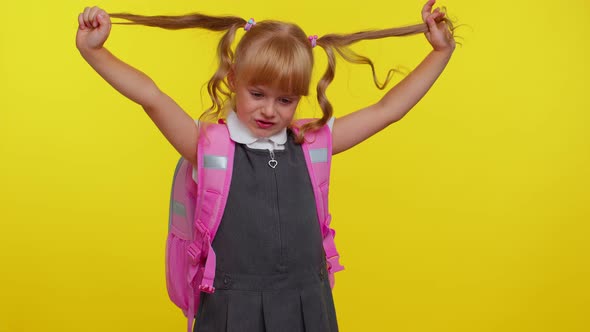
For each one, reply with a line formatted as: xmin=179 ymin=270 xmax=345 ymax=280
xmin=192 ymin=120 xmax=231 ymax=184
xmin=294 ymin=116 xmax=335 ymax=132
xmin=196 ymin=120 xmax=231 ymax=140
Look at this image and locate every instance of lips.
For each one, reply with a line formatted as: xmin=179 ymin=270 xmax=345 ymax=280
xmin=255 ymin=120 xmax=274 ymax=129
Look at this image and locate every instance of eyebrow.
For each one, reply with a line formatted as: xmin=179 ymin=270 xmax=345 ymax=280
xmin=251 ymin=85 xmax=298 ymax=98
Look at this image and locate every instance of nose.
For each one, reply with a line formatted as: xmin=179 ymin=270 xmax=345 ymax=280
xmin=260 ymin=103 xmax=276 ymax=118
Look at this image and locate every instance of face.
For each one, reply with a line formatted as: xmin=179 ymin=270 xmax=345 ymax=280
xmin=231 ymin=78 xmax=301 ymax=138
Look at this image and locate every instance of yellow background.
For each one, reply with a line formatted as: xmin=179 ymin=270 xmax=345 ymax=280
xmin=1 ymin=0 xmax=589 ymax=331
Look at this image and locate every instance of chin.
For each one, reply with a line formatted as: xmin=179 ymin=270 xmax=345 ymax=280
xmin=257 ymin=131 xmax=274 ymax=138
xmin=251 ymin=127 xmax=275 ymax=138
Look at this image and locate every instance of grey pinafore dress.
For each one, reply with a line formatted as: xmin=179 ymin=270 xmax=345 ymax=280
xmin=194 ymin=131 xmax=338 ymax=332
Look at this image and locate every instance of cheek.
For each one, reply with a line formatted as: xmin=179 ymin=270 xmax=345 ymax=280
xmin=285 ymin=104 xmax=298 ymax=117
xmin=279 ymin=109 xmax=296 ymax=124
xmin=235 ymin=97 xmax=254 ymax=113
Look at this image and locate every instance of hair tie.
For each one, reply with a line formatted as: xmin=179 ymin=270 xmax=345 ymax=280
xmin=308 ymin=35 xmax=318 ymax=48
xmin=244 ymin=18 xmax=256 ymax=31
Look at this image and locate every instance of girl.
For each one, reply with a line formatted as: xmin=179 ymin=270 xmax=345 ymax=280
xmin=76 ymin=1 xmax=455 ymax=331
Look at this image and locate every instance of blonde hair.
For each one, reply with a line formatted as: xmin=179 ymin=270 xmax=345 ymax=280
xmin=109 ymin=11 xmax=455 ymax=143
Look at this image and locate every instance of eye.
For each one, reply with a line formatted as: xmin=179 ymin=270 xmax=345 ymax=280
xmin=279 ymin=98 xmax=293 ymax=105
xmin=249 ymin=91 xmax=263 ymax=98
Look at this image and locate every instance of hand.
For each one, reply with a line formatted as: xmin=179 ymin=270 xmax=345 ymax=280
xmin=76 ymin=6 xmax=112 ymax=52
xmin=421 ymin=0 xmax=455 ymax=53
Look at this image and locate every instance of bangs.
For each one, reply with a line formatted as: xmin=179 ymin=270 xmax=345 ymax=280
xmin=235 ymin=37 xmax=312 ymax=96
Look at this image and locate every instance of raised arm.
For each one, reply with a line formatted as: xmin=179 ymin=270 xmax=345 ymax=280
xmin=76 ymin=6 xmax=198 ymax=166
xmin=332 ymin=0 xmax=455 ymax=154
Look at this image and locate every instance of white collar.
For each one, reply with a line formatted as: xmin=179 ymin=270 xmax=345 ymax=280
xmin=226 ymin=110 xmax=288 ymax=147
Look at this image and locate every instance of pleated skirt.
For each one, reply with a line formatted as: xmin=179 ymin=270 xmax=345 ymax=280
xmin=193 ymin=265 xmax=338 ymax=332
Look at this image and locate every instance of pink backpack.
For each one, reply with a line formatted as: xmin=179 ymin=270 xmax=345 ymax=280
xmin=166 ymin=120 xmax=343 ymax=332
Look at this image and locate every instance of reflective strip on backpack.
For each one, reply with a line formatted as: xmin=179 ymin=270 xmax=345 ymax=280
xmin=203 ymin=155 xmax=228 ymax=169
xmin=309 ymin=148 xmax=328 ymax=163
xmin=172 ymin=200 xmax=186 ymax=217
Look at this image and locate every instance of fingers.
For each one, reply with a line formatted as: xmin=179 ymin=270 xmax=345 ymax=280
xmin=422 ymin=0 xmax=447 ymax=25
xmin=422 ymin=0 xmax=436 ymax=22
xmin=79 ymin=6 xmax=106 ymax=30
xmin=425 ymin=9 xmax=446 ymax=32
xmin=421 ymin=1 xmax=454 ymax=51
xmin=425 ymin=15 xmax=438 ymax=32
xmin=78 ymin=12 xmax=85 ymax=29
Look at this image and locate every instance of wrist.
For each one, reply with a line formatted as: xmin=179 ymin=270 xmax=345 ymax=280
xmin=78 ymin=45 xmax=107 ymax=60
xmin=431 ymin=47 xmax=454 ymax=59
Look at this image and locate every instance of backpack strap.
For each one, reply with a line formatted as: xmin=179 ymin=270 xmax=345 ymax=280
xmin=195 ymin=122 xmax=235 ymax=292
xmin=184 ymin=122 xmax=234 ymax=331
xmin=293 ymin=120 xmax=344 ymax=288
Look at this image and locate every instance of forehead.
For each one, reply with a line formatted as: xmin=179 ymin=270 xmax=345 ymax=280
xmin=234 ymin=42 xmax=312 ymax=96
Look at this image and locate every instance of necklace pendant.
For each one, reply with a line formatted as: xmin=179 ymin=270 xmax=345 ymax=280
xmin=268 ymin=149 xmax=278 ymax=169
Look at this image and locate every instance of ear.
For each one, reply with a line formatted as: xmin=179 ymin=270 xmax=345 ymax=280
xmin=227 ymin=65 xmax=236 ymax=91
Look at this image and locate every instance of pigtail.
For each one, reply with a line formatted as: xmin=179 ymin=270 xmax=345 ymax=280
xmin=292 ymin=43 xmax=335 ymax=144
xmin=293 ymin=16 xmax=455 ymax=143
xmin=109 ymin=12 xmax=245 ymax=31
xmin=201 ymin=23 xmax=243 ymax=123
xmin=108 ymin=12 xmax=247 ymax=125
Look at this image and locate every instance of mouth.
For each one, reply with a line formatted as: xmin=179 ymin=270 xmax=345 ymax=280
xmin=255 ymin=119 xmax=274 ymax=129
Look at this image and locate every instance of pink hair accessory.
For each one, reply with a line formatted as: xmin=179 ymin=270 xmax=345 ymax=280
xmin=244 ymin=18 xmax=256 ymax=31
xmin=308 ymin=35 xmax=318 ymax=48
